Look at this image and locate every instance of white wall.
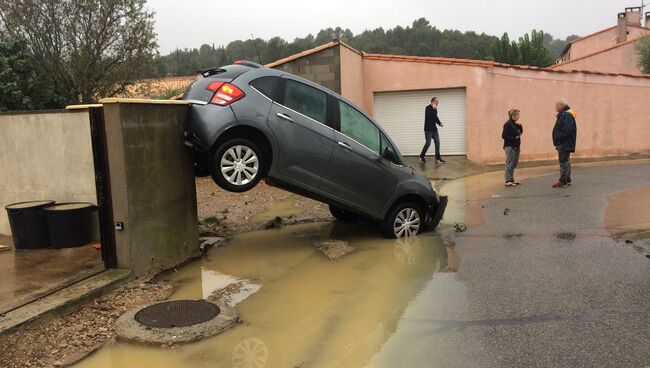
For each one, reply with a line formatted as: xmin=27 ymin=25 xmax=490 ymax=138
xmin=0 ymin=110 xmax=96 ymax=235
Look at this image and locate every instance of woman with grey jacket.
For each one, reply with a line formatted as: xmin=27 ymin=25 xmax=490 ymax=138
xmin=502 ymin=109 xmax=523 ymax=187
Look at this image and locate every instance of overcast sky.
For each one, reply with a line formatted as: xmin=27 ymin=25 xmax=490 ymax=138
xmin=147 ymin=0 xmax=643 ymax=54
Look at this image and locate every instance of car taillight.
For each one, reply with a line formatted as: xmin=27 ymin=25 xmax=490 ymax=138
xmin=205 ymin=82 xmax=245 ymax=106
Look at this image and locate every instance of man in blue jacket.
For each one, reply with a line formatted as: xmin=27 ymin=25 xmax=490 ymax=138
xmin=419 ymin=97 xmax=445 ymax=164
xmin=552 ymin=99 xmax=577 ymax=188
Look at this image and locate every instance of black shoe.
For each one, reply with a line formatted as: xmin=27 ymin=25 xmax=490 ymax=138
xmin=419 ymin=156 xmax=426 ymax=164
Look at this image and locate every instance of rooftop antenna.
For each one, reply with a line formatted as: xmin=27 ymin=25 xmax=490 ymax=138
xmin=251 ymin=34 xmax=263 ymax=64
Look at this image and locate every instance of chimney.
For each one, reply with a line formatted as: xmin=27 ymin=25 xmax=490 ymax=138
xmin=617 ymin=12 xmax=628 ymax=44
xmin=625 ymin=7 xmax=642 ymax=26
xmin=646 ymin=12 xmax=650 ymax=27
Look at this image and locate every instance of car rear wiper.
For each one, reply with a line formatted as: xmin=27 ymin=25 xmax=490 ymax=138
xmin=198 ymin=67 xmax=227 ymax=78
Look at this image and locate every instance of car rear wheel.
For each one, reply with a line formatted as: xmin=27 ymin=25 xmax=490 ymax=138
xmin=381 ymin=202 xmax=424 ymax=238
xmin=210 ymin=138 xmax=263 ymax=192
xmin=329 ymin=205 xmax=358 ymax=222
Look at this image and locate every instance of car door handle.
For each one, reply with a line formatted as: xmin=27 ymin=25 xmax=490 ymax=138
xmin=276 ymin=113 xmax=294 ymax=123
xmin=337 ymin=141 xmax=352 ymax=150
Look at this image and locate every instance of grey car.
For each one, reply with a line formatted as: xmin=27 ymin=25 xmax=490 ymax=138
xmin=183 ymin=61 xmax=447 ymax=238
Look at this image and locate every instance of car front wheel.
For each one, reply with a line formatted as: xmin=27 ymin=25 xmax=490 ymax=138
xmin=210 ymin=138 xmax=263 ymax=192
xmin=381 ymin=202 xmax=424 ymax=238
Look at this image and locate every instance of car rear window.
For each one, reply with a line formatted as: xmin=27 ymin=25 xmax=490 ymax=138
xmin=250 ymin=77 xmax=278 ymax=100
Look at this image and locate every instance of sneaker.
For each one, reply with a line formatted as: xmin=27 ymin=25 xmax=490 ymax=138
xmin=513 ymin=182 xmax=521 ymax=186
xmin=505 ymin=182 xmax=515 ymax=187
xmin=419 ymin=156 xmax=426 ymax=164
xmin=552 ymin=181 xmax=569 ymax=188
xmin=436 ymin=158 xmax=446 ymax=164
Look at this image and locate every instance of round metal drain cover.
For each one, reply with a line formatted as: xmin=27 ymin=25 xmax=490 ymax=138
xmin=134 ymin=300 xmax=220 ymax=328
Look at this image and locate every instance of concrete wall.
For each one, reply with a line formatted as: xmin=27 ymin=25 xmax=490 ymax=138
xmin=0 ymin=110 xmax=96 ymax=235
xmin=340 ymin=46 xmax=365 ymax=107
xmin=360 ymin=59 xmax=650 ymax=164
xmin=102 ymin=100 xmax=198 ymax=276
xmin=272 ymin=46 xmax=341 ymax=93
xmin=554 ymin=40 xmax=643 ymax=74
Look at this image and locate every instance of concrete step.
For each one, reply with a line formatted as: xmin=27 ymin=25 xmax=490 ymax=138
xmin=0 ymin=269 xmax=131 ymax=335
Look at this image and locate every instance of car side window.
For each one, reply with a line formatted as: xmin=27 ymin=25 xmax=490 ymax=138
xmin=339 ymin=101 xmax=381 ymax=155
xmin=283 ymin=79 xmax=327 ymax=123
xmin=250 ymin=76 xmax=278 ymax=100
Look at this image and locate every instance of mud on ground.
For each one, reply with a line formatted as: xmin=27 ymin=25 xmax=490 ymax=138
xmin=196 ymin=178 xmax=331 ymax=236
xmin=0 ymin=179 xmax=331 ymax=368
xmin=0 ymin=278 xmax=172 ymax=368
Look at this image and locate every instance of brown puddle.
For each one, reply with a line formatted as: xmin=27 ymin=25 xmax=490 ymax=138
xmin=605 ymin=184 xmax=650 ymax=240
xmin=72 ymin=221 xmax=456 ymax=368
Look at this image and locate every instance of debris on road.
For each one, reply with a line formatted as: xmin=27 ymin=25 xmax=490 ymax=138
xmin=503 ymin=208 xmax=510 ymax=216
xmin=263 ymin=216 xmax=284 ymax=229
xmin=454 ymin=223 xmax=467 ymax=232
xmin=313 ymin=239 xmax=355 ymax=260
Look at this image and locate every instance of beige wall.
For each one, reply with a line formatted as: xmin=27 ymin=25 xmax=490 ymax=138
xmin=340 ymin=46 xmax=365 ymax=108
xmin=0 ymin=110 xmax=96 ymax=235
xmin=359 ymin=59 xmax=650 ymax=164
xmin=554 ymin=41 xmax=642 ymax=74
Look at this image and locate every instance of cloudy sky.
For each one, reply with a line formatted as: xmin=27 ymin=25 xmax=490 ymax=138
xmin=147 ymin=0 xmax=644 ymax=54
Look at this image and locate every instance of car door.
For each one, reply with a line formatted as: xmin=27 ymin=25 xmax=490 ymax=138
xmin=267 ymin=77 xmax=336 ymax=189
xmin=320 ymin=99 xmax=400 ymax=217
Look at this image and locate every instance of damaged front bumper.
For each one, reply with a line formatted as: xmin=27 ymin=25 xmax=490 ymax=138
xmin=428 ymin=195 xmax=448 ymax=230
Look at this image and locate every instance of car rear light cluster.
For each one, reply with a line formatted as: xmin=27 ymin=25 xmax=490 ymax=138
xmin=205 ymin=82 xmax=245 ymax=106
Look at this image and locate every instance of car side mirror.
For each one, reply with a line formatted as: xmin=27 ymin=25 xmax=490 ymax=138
xmin=382 ymin=146 xmax=397 ymax=163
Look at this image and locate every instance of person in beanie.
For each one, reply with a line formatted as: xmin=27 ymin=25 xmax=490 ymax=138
xmin=419 ymin=97 xmax=445 ymax=164
xmin=552 ymin=99 xmax=577 ymax=188
xmin=502 ymin=109 xmax=523 ymax=187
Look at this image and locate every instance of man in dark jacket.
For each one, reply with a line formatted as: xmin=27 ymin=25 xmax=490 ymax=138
xmin=552 ymin=99 xmax=577 ymax=188
xmin=419 ymin=97 xmax=445 ymax=164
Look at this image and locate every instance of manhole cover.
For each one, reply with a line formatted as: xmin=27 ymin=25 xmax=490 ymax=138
xmin=134 ymin=300 xmax=220 ymax=328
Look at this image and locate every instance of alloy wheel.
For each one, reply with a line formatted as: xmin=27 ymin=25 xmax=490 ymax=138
xmin=220 ymin=145 xmax=259 ymax=186
xmin=393 ymin=207 xmax=421 ymax=237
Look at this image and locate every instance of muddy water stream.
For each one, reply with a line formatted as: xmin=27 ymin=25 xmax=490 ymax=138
xmin=73 ymin=221 xmax=456 ymax=368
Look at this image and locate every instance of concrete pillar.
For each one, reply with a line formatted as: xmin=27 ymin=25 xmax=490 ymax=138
xmin=100 ymin=99 xmax=198 ymax=276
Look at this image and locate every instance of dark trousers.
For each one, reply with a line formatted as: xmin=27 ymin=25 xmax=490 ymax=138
xmin=420 ymin=130 xmax=441 ymax=159
xmin=504 ymin=147 xmax=520 ymax=182
xmin=557 ymin=147 xmax=572 ymax=184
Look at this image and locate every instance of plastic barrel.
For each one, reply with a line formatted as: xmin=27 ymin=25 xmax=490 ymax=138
xmin=42 ymin=203 xmax=98 ymax=249
xmin=5 ymin=200 xmax=56 ymax=249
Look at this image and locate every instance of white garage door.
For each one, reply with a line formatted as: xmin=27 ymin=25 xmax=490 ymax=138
xmin=373 ymin=88 xmax=467 ymax=156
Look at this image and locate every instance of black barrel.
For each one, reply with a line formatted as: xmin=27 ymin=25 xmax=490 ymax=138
xmin=42 ymin=203 xmax=98 ymax=248
xmin=5 ymin=200 xmax=56 ymax=249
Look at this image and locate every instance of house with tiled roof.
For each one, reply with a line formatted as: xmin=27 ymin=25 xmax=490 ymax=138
xmin=552 ymin=7 xmax=650 ymax=74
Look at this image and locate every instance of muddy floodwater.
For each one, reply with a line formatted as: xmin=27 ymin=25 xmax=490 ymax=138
xmin=73 ymin=221 xmax=457 ymax=368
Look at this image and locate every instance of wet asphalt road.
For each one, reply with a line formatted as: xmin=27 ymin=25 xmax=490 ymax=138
xmin=371 ymin=163 xmax=650 ymax=368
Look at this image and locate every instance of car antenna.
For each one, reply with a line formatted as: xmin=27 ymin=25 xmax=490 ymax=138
xmin=251 ymin=34 xmax=263 ymax=64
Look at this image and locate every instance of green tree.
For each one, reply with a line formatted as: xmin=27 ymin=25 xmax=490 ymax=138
xmin=492 ymin=33 xmax=519 ymax=64
xmin=146 ymin=20 xmax=577 ymax=78
xmin=635 ymin=35 xmax=650 ymax=73
xmin=0 ymin=37 xmax=65 ymax=111
xmin=493 ymin=30 xmax=553 ymax=66
xmin=0 ymin=0 xmax=157 ymax=104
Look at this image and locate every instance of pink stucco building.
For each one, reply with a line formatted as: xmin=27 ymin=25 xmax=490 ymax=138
xmin=268 ymin=8 xmax=650 ymax=164
xmin=553 ymin=7 xmax=650 ymax=74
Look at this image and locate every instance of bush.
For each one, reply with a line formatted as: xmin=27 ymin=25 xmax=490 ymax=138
xmin=636 ymin=35 xmax=650 ymax=74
